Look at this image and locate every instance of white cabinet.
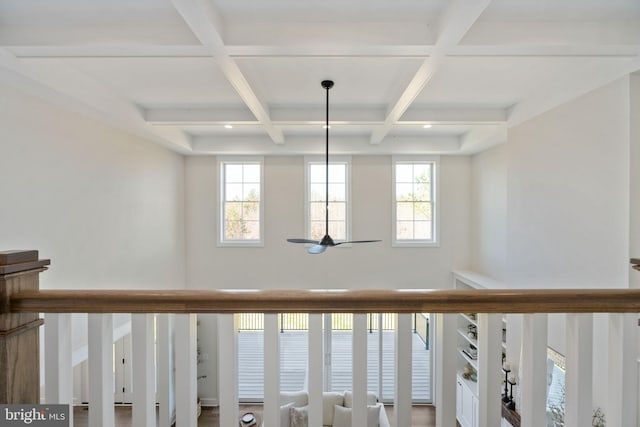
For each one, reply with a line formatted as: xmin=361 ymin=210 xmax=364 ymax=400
xmin=456 ymin=374 xmax=478 ymax=427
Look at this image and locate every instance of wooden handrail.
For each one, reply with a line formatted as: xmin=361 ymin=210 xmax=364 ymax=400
xmin=5 ymin=288 xmax=640 ymax=314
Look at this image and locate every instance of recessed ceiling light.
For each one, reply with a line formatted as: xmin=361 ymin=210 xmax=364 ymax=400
xmin=224 ymin=124 xmax=233 ymax=129
xmin=322 ymin=125 xmax=331 ymax=129
xmin=423 ymin=124 xmax=432 ymax=129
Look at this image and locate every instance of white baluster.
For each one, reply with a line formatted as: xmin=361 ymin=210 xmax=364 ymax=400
xmin=88 ymin=313 xmax=114 ymax=427
xmin=132 ymin=314 xmax=155 ymax=427
xmin=264 ymin=314 xmax=280 ymax=427
xmin=394 ymin=313 xmax=412 ymax=427
xmin=218 ymin=314 xmax=239 ymax=427
xmin=519 ymin=314 xmax=547 ymax=427
xmin=352 ymin=313 xmax=367 ymax=427
xmin=607 ymin=313 xmax=638 ymax=427
xmin=156 ymin=314 xmax=175 ymax=427
xmin=477 ymin=314 xmax=502 ymax=427
xmin=308 ymin=313 xmax=323 ymax=427
xmin=175 ymin=314 xmax=198 ymax=427
xmin=564 ymin=313 xmax=593 ymax=427
xmin=435 ymin=314 xmax=457 ymax=427
xmin=45 ymin=313 xmax=74 ymax=426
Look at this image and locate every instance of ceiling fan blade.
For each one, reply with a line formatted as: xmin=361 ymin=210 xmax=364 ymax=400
xmin=287 ymin=238 xmax=319 ymax=244
xmin=308 ymin=244 xmax=328 ymax=254
xmin=334 ymin=239 xmax=382 ymax=246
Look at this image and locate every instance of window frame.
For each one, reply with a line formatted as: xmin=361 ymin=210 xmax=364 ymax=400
xmin=304 ymin=155 xmax=352 ymax=245
xmin=392 ymin=155 xmax=439 ymax=247
xmin=218 ymin=156 xmax=265 ymax=247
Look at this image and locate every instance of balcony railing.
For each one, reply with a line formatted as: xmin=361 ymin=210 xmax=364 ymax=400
xmin=2 ymin=251 xmax=640 ymax=427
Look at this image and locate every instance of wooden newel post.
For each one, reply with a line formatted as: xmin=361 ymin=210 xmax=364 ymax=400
xmin=0 ymin=250 xmax=50 ymax=404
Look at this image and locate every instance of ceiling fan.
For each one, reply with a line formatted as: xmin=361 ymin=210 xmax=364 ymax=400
xmin=287 ymin=80 xmax=381 ymax=254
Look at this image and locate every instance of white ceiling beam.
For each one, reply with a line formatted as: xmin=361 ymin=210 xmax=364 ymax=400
xmin=171 ymin=0 xmax=284 ymax=144
xmin=369 ymin=0 xmax=493 ymax=144
xmin=225 ymin=45 xmax=434 ymax=58
xmin=400 ymin=106 xmax=507 ymax=123
xmin=144 ymin=106 xmax=257 ymax=125
xmin=144 ymin=105 xmax=506 ymax=126
xmin=0 ymin=49 xmax=193 ymax=153
xmin=192 ymin=135 xmax=461 ymax=155
xmin=8 ymin=43 xmax=640 ymax=59
xmin=7 ymin=45 xmax=212 ymax=58
xmin=449 ymin=44 xmax=640 ymax=58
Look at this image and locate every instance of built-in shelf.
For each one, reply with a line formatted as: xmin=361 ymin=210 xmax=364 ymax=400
xmin=457 ymin=328 xmax=478 ymax=347
xmin=453 ymin=271 xmax=508 ymax=427
xmin=460 ymin=313 xmax=478 ymax=327
xmin=458 ymin=348 xmax=478 ymax=370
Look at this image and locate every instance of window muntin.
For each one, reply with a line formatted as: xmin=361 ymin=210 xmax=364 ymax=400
xmin=219 ymin=158 xmax=263 ymax=245
xmin=306 ymin=158 xmax=350 ymax=242
xmin=393 ymin=157 xmax=438 ymax=246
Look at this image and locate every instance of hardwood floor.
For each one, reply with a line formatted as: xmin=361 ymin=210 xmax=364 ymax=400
xmin=73 ymin=404 xmax=436 ymax=427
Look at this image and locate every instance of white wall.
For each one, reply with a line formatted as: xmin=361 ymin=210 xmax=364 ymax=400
xmin=0 ymin=81 xmax=187 ymax=370
xmin=630 ymin=73 xmax=640 ymax=289
xmin=506 ymin=77 xmax=631 ymax=289
xmin=186 ymin=155 xmax=470 ymax=290
xmin=472 ymin=77 xmax=635 ymax=413
xmin=0 ymin=81 xmax=186 ymax=291
xmin=470 ymin=144 xmax=508 ymax=280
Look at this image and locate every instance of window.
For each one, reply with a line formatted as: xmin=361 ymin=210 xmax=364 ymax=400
xmin=219 ymin=157 xmax=263 ymax=246
xmin=306 ymin=157 xmax=351 ymax=242
xmin=393 ymin=156 xmax=438 ymax=246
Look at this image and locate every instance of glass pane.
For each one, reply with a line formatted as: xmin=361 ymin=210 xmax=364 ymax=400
xmin=414 ymin=221 xmax=432 ymax=240
xmin=396 ymin=164 xmax=413 ymax=183
xmin=243 ymin=221 xmax=260 ymax=240
xmin=225 ymin=164 xmax=243 ymax=183
xmin=328 ymin=164 xmax=345 ymax=183
xmin=243 ymin=183 xmax=260 ymax=201
xmin=243 ymin=202 xmax=260 ymax=221
xmin=329 ymin=221 xmax=346 ymax=240
xmin=328 ymin=202 xmax=345 ymax=221
xmin=224 ymin=202 xmax=242 ymax=221
xmin=415 ymin=182 xmax=431 ymax=201
xmin=310 ymin=202 xmax=325 ymax=221
xmin=310 ymin=184 xmax=325 ymax=202
xmin=225 ymin=183 xmax=243 ymax=201
xmin=397 ymin=202 xmax=413 ymax=221
xmin=413 ymin=164 xmax=431 ymax=182
xmin=328 ymin=183 xmax=345 ymax=201
xmin=224 ymin=220 xmax=242 ymax=240
xmin=243 ymin=164 xmax=260 ymax=183
xmin=414 ymin=202 xmax=431 ymax=221
xmin=396 ymin=221 xmax=414 ymax=240
xmin=310 ymin=164 xmax=326 ymax=183
xmin=310 ymin=221 xmax=325 ymax=240
xmin=396 ymin=183 xmax=414 ymax=201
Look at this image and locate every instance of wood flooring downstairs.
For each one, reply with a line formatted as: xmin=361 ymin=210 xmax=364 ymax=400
xmin=73 ymin=404 xmax=436 ymax=427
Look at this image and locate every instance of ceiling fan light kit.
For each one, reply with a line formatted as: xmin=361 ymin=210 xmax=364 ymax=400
xmin=287 ymin=80 xmax=381 ymax=254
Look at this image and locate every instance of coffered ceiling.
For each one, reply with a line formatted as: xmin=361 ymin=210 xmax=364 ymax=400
xmin=1 ymin=0 xmax=639 ymax=155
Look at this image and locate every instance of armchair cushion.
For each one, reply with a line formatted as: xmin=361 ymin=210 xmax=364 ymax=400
xmin=279 ymin=402 xmax=295 ymax=427
xmin=332 ymin=405 xmax=380 ymax=427
xmin=281 ymin=391 xmax=308 ymax=407
xmin=321 ymin=392 xmax=344 ymax=426
xmin=290 ymin=405 xmax=308 ymax=427
xmin=343 ymin=390 xmax=378 ymax=408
